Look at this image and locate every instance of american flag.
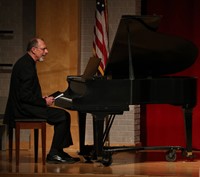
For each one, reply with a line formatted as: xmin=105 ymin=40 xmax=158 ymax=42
xmin=93 ymin=0 xmax=109 ymax=75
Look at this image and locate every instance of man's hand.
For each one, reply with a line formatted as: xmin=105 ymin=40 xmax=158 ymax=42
xmin=45 ymin=96 xmax=55 ymax=106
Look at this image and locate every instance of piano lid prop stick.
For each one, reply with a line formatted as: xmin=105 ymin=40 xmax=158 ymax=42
xmin=127 ymin=22 xmax=134 ymax=104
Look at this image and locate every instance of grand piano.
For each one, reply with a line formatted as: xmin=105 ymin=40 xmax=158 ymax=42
xmin=55 ymin=15 xmax=198 ymax=165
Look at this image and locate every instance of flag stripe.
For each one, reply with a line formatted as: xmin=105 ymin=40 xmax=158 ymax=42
xmin=93 ymin=0 xmax=109 ymax=75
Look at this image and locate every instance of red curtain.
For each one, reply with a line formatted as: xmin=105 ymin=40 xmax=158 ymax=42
xmin=145 ymin=0 xmax=200 ymax=149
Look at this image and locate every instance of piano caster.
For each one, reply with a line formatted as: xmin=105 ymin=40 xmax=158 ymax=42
xmin=165 ymin=149 xmax=177 ymax=162
xmin=83 ymin=155 xmax=94 ymax=163
xmin=102 ymin=151 xmax=113 ymax=166
xmin=83 ymin=152 xmax=98 ymax=163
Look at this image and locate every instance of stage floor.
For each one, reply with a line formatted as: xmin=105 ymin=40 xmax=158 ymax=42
xmin=1 ymin=149 xmax=200 ymax=177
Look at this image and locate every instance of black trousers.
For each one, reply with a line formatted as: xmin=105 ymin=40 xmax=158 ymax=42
xmin=46 ymin=107 xmax=73 ymax=151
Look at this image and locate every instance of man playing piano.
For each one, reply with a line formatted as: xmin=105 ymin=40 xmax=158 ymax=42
xmin=4 ymin=38 xmax=80 ymax=164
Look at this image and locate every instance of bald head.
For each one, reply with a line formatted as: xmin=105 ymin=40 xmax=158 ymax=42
xmin=27 ymin=37 xmax=48 ymax=62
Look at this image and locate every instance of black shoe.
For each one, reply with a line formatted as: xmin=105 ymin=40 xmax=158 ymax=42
xmin=59 ymin=151 xmax=80 ymax=162
xmin=46 ymin=154 xmax=77 ymax=164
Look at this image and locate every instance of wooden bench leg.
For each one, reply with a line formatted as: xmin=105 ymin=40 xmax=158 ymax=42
xmin=15 ymin=123 xmax=20 ymax=166
xmin=34 ymin=129 xmax=39 ymax=163
xmin=8 ymin=127 xmax=13 ymax=162
xmin=41 ymin=122 xmax=46 ymax=165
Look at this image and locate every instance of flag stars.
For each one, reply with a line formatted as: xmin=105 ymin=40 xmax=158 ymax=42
xmin=97 ymin=0 xmax=105 ymax=12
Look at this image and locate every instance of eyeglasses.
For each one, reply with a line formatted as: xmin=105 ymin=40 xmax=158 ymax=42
xmin=36 ymin=47 xmax=47 ymax=51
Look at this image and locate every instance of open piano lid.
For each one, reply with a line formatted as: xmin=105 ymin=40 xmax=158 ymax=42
xmin=104 ymin=15 xmax=198 ymax=79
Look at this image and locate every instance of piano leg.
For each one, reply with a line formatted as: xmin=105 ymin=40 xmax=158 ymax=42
xmin=183 ymin=107 xmax=193 ymax=158
xmin=92 ymin=113 xmax=107 ymax=160
xmin=78 ymin=111 xmax=96 ymax=158
xmin=78 ymin=111 xmax=91 ymax=155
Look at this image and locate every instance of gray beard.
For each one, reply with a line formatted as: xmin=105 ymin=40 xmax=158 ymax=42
xmin=39 ymin=57 xmax=44 ymax=62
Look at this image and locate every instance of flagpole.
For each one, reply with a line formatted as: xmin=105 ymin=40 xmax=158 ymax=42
xmin=93 ymin=0 xmax=110 ymax=147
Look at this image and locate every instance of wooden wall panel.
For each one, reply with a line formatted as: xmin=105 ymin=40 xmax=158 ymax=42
xmin=36 ymin=0 xmax=80 ymax=151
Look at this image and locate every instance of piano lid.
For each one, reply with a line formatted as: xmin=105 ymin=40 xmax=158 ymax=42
xmin=104 ymin=15 xmax=198 ymax=79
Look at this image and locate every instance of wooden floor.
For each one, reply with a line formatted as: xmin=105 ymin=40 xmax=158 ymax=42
xmin=1 ymin=149 xmax=200 ymax=177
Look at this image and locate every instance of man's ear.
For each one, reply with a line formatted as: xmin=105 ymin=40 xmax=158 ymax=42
xmin=31 ymin=47 xmax=36 ymax=55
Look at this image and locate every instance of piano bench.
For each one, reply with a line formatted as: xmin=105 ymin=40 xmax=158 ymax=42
xmin=8 ymin=119 xmax=46 ymax=166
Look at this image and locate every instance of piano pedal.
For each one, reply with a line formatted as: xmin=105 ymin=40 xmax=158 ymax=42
xmin=182 ymin=150 xmax=195 ymax=161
